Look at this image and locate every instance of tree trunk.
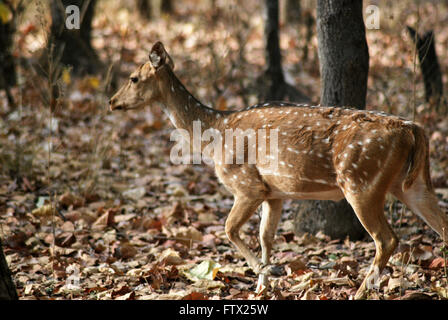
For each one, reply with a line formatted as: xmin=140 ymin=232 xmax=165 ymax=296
xmin=0 ymin=1 xmax=17 ymax=107
xmin=137 ymin=0 xmax=172 ymax=20
xmin=161 ymin=0 xmax=172 ymax=13
xmin=281 ymin=0 xmax=301 ymax=24
xmin=43 ymin=0 xmax=100 ymax=76
xmin=265 ymin=0 xmax=284 ymax=91
xmin=137 ymin=0 xmax=152 ymax=20
xmin=294 ymin=0 xmax=369 ymax=240
xmin=317 ymin=0 xmax=369 ymax=108
xmin=407 ymin=26 xmax=443 ymax=110
xmin=258 ymin=0 xmax=309 ymax=102
xmin=0 ymin=18 xmax=15 ymax=88
xmin=0 ymin=238 xmax=18 ymax=300
xmin=302 ymin=10 xmax=314 ymax=63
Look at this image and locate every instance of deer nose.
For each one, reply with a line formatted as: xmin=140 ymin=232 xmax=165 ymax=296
xmin=109 ymin=98 xmax=115 ymax=105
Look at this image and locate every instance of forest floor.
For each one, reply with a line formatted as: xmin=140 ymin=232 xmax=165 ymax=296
xmin=1 ymin=0 xmax=448 ymax=300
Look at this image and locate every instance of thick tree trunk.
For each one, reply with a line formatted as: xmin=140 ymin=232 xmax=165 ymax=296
xmin=317 ymin=0 xmax=369 ymax=108
xmin=407 ymin=26 xmax=443 ymax=109
xmin=258 ymin=0 xmax=309 ymax=102
xmin=43 ymin=0 xmax=100 ymax=75
xmin=0 ymin=239 xmax=18 ymax=300
xmin=294 ymin=0 xmax=369 ymax=240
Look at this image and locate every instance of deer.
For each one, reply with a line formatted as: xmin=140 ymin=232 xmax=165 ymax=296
xmin=110 ymin=41 xmax=448 ymax=300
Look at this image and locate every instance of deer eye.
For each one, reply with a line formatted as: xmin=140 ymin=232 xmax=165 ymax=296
xmin=130 ymin=77 xmax=139 ymax=83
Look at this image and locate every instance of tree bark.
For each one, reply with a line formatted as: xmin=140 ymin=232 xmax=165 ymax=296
xmin=407 ymin=26 xmax=443 ymax=109
xmin=281 ymin=0 xmax=301 ymax=24
xmin=0 ymin=0 xmax=18 ymax=107
xmin=0 ymin=238 xmax=18 ymax=300
xmin=0 ymin=17 xmax=15 ymax=88
xmin=257 ymin=0 xmax=309 ymax=102
xmin=137 ymin=0 xmax=152 ymax=20
xmin=137 ymin=0 xmax=172 ymax=20
xmin=317 ymin=0 xmax=369 ymax=108
xmin=43 ymin=0 xmax=100 ymax=76
xmin=294 ymin=0 xmax=369 ymax=240
xmin=161 ymin=0 xmax=172 ymax=13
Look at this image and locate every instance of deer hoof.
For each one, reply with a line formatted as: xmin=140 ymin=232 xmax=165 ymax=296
xmin=256 ymin=273 xmax=268 ymax=294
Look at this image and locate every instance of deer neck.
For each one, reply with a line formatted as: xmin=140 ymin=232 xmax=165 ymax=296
xmin=156 ymin=67 xmax=223 ymax=135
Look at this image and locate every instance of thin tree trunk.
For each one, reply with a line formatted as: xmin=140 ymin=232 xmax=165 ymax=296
xmin=137 ymin=0 xmax=151 ymax=19
xmin=258 ymin=0 xmax=309 ymax=102
xmin=161 ymin=0 xmax=172 ymax=13
xmin=0 ymin=238 xmax=18 ymax=300
xmin=265 ymin=0 xmax=284 ymax=87
xmin=281 ymin=0 xmax=301 ymax=24
xmin=294 ymin=0 xmax=369 ymax=240
xmin=136 ymin=0 xmax=172 ymax=20
xmin=0 ymin=1 xmax=17 ymax=108
xmin=302 ymin=10 xmax=314 ymax=63
xmin=407 ymin=26 xmax=443 ymax=110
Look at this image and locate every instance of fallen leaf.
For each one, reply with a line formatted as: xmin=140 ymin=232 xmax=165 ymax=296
xmin=387 ymin=277 xmax=410 ymax=293
xmin=182 ymin=291 xmax=208 ymax=300
xmin=396 ymin=291 xmax=433 ymax=300
xmin=432 ymin=285 xmax=448 ymax=299
xmin=115 ymin=291 xmax=135 ymax=300
xmin=112 ymin=284 xmax=131 ymax=298
xmin=114 ymin=242 xmax=138 ymax=259
xmin=122 ymin=187 xmax=146 ymax=201
xmin=159 ymin=248 xmax=184 ymax=265
xmin=428 ymin=257 xmax=447 ymax=269
xmin=164 ymin=201 xmax=185 ymax=225
xmin=92 ymin=209 xmax=115 ymax=230
xmin=59 ymin=192 xmax=84 ymax=208
xmin=184 ymin=260 xmax=221 ymax=281
xmin=32 ymin=204 xmax=57 ymax=217
xmin=172 ymin=226 xmax=203 ymax=246
xmin=286 ymin=257 xmax=307 ymax=275
xmin=55 ymin=232 xmax=76 ymax=247
xmin=141 ymin=216 xmax=163 ymax=231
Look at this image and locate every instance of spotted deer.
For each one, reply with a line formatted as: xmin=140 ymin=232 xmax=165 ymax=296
xmin=110 ymin=42 xmax=448 ymax=299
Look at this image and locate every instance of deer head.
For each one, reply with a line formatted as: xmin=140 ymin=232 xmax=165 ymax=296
xmin=109 ymin=41 xmax=175 ymax=111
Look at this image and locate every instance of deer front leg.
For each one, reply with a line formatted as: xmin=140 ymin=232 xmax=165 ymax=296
xmin=225 ymin=196 xmax=264 ymax=279
xmin=257 ymin=199 xmax=283 ymax=293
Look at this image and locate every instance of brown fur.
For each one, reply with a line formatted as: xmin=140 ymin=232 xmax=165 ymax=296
xmin=110 ymin=42 xmax=448 ymax=300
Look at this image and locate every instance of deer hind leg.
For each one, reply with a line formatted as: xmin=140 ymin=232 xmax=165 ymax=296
xmin=257 ymin=199 xmax=283 ymax=292
xmin=225 ymin=196 xmax=264 ymax=274
xmin=344 ymin=192 xmax=398 ymax=300
xmin=392 ymin=174 xmax=448 ymax=245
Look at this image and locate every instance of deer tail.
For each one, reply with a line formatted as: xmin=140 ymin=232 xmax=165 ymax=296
xmin=402 ymin=124 xmax=433 ymax=191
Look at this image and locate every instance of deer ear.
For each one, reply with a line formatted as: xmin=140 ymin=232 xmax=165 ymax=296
xmin=149 ymin=41 xmax=175 ymax=70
